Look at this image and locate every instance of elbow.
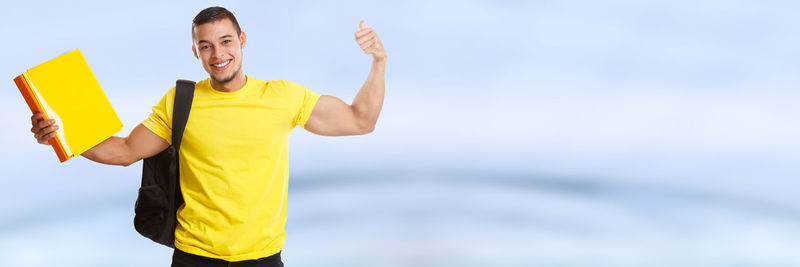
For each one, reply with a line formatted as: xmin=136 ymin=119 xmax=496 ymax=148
xmin=123 ymin=155 xmax=143 ymax=167
xmin=81 ymin=136 xmax=141 ymax=166
xmin=361 ymin=126 xmax=375 ymax=135
xmin=118 ymin=137 xmax=141 ymax=166
xmin=350 ymin=107 xmax=378 ymax=135
xmin=116 ymin=154 xmax=140 ymax=167
xmin=356 ymin=122 xmax=375 ymax=135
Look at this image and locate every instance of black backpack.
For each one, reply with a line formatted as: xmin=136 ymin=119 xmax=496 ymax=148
xmin=134 ymin=79 xmax=195 ymax=247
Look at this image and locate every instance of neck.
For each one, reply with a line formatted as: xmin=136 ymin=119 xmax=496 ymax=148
xmin=210 ymin=72 xmax=247 ymax=92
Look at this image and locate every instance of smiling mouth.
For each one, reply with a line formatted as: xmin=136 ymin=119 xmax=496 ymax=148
xmin=211 ymin=59 xmax=231 ymax=70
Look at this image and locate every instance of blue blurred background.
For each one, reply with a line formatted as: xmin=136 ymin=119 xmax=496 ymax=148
xmin=1 ymin=0 xmax=799 ymax=266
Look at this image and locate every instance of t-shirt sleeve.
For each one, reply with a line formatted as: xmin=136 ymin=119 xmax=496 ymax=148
xmin=288 ymin=81 xmax=321 ymax=128
xmin=141 ymin=88 xmax=174 ymax=145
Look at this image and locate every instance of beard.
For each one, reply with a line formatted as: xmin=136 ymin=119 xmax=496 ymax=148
xmin=211 ymin=62 xmax=241 ymax=84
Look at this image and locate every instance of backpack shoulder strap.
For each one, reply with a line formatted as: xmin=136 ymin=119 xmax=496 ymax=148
xmin=172 ymin=79 xmax=195 ymax=150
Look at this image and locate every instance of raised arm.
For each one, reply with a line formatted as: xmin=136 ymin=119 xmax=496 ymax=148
xmin=304 ymin=20 xmax=387 ymax=136
xmin=31 ymin=113 xmax=168 ymax=166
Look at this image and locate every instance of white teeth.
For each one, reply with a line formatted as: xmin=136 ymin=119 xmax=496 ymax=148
xmin=213 ymin=60 xmax=230 ymax=67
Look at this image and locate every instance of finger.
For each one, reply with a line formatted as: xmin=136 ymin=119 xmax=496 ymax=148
xmin=363 ymin=37 xmax=380 ymax=50
xmin=34 ymin=124 xmax=58 ymax=139
xmin=364 ymin=35 xmax=381 ymax=47
xmin=365 ymin=41 xmax=382 ymax=53
xmin=34 ymin=119 xmax=55 ymax=132
xmin=370 ymin=35 xmax=382 ymax=46
xmin=32 ymin=119 xmax=52 ymax=133
xmin=355 ymin=28 xmax=373 ymax=38
xmin=38 ymin=132 xmax=56 ymax=144
xmin=365 ymin=41 xmax=384 ymax=55
xmin=31 ymin=113 xmax=45 ymax=129
xmin=39 ymin=120 xmax=56 ymax=133
xmin=359 ymin=20 xmax=365 ymax=30
xmin=359 ymin=37 xmax=377 ymax=49
xmin=43 ymin=124 xmax=59 ymax=134
xmin=31 ymin=113 xmax=43 ymax=125
xmin=357 ymin=32 xmax=377 ymax=45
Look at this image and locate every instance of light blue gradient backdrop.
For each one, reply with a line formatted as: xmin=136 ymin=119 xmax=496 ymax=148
xmin=1 ymin=1 xmax=798 ymax=266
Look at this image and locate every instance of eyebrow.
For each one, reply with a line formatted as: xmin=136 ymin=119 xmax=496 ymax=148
xmin=198 ymin=35 xmax=234 ymax=44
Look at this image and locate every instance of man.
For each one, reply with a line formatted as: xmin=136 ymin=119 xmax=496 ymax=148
xmin=29 ymin=6 xmax=386 ymax=266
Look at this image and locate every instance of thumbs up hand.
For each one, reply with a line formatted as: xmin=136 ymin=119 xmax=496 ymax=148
xmin=355 ymin=20 xmax=387 ymax=61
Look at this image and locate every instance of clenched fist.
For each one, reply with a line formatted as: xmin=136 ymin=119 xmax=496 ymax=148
xmin=355 ymin=20 xmax=387 ymax=61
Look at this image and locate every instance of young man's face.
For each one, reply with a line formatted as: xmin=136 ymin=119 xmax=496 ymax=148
xmin=192 ymin=18 xmax=246 ymax=84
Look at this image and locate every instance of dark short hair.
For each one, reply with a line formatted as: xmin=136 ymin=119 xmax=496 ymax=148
xmin=192 ymin=6 xmax=242 ymax=38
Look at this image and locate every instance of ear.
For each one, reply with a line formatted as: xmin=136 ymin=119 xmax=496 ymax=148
xmin=240 ymin=31 xmax=247 ymax=49
xmin=192 ymin=45 xmax=199 ymax=59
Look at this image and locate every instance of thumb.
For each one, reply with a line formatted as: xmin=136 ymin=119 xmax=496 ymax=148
xmin=359 ymin=20 xmax=365 ymax=30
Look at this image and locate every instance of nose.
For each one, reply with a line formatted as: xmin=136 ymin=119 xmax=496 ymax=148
xmin=213 ymin=48 xmax=226 ymax=61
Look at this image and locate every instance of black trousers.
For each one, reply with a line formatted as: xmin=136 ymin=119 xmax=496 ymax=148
xmin=171 ymin=249 xmax=283 ymax=267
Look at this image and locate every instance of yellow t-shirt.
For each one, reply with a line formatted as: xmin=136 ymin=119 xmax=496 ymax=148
xmin=141 ymin=77 xmax=320 ymax=261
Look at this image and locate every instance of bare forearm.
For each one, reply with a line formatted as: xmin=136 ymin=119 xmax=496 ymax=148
xmin=351 ymin=58 xmax=386 ymax=132
xmin=81 ymin=136 xmax=137 ymax=166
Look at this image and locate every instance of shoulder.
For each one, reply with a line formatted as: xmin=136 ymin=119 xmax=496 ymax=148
xmin=165 ymin=86 xmax=177 ymax=97
xmin=267 ymin=79 xmax=305 ymax=89
xmin=159 ymin=86 xmax=177 ymax=106
xmin=151 ymin=86 xmax=176 ymax=106
xmin=265 ymin=79 xmax=309 ymax=95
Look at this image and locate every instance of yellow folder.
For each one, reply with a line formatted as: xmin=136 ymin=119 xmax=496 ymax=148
xmin=14 ymin=49 xmax=122 ymax=163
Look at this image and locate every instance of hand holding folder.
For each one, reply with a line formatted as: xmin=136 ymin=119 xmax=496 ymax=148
xmin=15 ymin=49 xmax=123 ymax=162
xmin=31 ymin=113 xmax=58 ymax=144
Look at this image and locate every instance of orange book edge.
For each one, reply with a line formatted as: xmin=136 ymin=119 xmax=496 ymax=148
xmin=14 ymin=74 xmax=72 ymax=162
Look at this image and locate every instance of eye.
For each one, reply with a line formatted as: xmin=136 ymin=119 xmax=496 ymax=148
xmin=223 ymin=39 xmax=232 ymax=44
xmin=201 ymin=45 xmax=210 ymax=50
